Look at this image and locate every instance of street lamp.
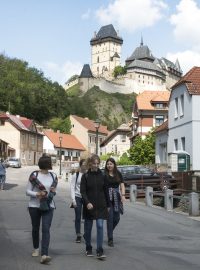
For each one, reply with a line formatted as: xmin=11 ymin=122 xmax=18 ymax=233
xmin=94 ymin=119 xmax=101 ymax=155
xmin=59 ymin=136 xmax=62 ymax=175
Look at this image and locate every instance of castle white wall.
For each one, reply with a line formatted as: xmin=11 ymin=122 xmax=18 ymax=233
xmin=91 ymin=41 xmax=122 ymax=76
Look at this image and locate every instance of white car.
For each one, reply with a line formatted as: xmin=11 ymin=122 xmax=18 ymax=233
xmin=8 ymin=157 xmax=21 ymax=168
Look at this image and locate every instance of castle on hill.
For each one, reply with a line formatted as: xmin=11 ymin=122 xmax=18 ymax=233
xmin=65 ymin=24 xmax=182 ymax=94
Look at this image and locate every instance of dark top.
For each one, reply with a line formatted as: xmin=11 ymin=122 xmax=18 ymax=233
xmin=80 ymin=169 xmax=110 ymax=220
xmin=106 ymin=171 xmax=124 ymax=188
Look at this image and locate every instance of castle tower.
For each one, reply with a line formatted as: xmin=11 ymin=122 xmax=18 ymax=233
xmin=90 ymin=24 xmax=123 ymax=77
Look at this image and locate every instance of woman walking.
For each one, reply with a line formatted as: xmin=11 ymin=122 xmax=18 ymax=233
xmin=105 ymin=158 xmax=126 ymax=247
xmin=26 ymin=155 xmax=58 ymax=264
xmin=70 ymin=159 xmax=87 ymax=243
xmin=80 ymin=154 xmax=110 ymax=259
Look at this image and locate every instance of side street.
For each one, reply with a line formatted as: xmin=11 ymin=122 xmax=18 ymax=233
xmin=1 ymin=166 xmax=200 ymax=270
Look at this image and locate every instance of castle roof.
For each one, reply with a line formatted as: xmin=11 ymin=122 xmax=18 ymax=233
xmin=90 ymin=24 xmax=123 ymax=45
xmin=127 ymin=59 xmax=165 ymax=76
xmin=126 ymin=40 xmax=155 ymax=63
xmin=79 ymin=64 xmax=93 ymax=78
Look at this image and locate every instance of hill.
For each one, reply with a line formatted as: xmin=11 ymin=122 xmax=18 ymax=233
xmin=0 ymin=54 xmax=135 ymax=130
xmin=67 ymin=85 xmax=136 ymax=130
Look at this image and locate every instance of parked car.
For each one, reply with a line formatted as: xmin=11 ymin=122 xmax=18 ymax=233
xmin=7 ymin=157 xmax=21 ymax=168
xmin=107 ymin=165 xmax=175 ymax=196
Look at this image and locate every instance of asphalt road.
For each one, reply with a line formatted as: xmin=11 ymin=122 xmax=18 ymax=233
xmin=1 ymin=166 xmax=200 ymax=270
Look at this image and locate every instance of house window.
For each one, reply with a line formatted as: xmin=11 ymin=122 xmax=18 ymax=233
xmin=31 ymin=136 xmax=35 ymax=145
xmin=181 ymin=137 xmax=185 ymax=151
xmin=174 ymin=139 xmax=178 ymax=151
xmin=120 ymin=134 xmax=126 ymax=142
xmin=175 ymin=97 xmax=178 ymax=118
xmin=155 ymin=115 xmax=164 ymax=126
xmin=155 ymin=103 xmax=164 ymax=108
xmin=180 ymin=94 xmax=184 ymax=117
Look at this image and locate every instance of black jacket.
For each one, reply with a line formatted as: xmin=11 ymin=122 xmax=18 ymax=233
xmin=80 ymin=169 xmax=110 ymax=220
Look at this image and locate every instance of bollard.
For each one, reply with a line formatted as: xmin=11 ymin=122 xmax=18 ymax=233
xmin=164 ymin=189 xmax=173 ymax=211
xmin=145 ymin=186 xmax=153 ymax=207
xmin=189 ymin=192 xmax=199 ymax=216
xmin=130 ymin=185 xmax=137 ymax=203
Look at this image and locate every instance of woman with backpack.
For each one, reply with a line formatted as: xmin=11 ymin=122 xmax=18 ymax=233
xmin=70 ymin=159 xmax=87 ymax=243
xmin=105 ymin=157 xmax=126 ymax=247
xmin=26 ymin=154 xmax=58 ymax=264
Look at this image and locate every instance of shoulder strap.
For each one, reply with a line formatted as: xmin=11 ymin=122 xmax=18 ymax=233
xmin=30 ymin=170 xmax=39 ymax=191
xmin=49 ymin=172 xmax=58 ymax=188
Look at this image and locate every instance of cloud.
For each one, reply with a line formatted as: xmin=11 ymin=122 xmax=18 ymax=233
xmin=43 ymin=61 xmax=82 ymax=85
xmin=95 ymin=0 xmax=167 ymax=32
xmin=81 ymin=9 xmax=91 ymax=20
xmin=170 ymin=0 xmax=200 ymax=46
xmin=166 ymin=50 xmax=200 ymax=75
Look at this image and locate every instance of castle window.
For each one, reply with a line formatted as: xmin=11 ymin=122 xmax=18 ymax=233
xmin=97 ymin=56 xmax=99 ymax=63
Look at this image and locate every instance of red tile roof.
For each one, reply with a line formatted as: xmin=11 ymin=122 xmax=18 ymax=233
xmin=44 ymin=130 xmax=85 ymax=151
xmin=20 ymin=118 xmax=33 ymax=129
xmin=136 ymin=91 xmax=170 ymax=110
xmin=71 ymin=115 xmax=109 ymax=134
xmin=172 ymin=66 xmax=200 ymax=95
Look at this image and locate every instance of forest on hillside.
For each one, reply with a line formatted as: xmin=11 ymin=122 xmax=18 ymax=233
xmin=0 ymin=54 xmax=135 ymax=131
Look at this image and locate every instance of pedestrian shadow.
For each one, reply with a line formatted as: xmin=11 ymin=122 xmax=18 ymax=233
xmin=3 ymin=183 xmax=18 ymax=190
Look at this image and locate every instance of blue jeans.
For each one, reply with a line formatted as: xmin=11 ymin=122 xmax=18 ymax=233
xmin=0 ymin=175 xmax=6 ymax=186
xmin=107 ymin=204 xmax=120 ymax=240
xmin=74 ymin=196 xmax=83 ymax=235
xmin=29 ymin=207 xmax=54 ymax=256
xmin=84 ymin=219 xmax=104 ymax=252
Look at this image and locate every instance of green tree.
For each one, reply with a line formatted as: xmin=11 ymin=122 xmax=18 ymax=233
xmin=113 ymin=65 xmax=126 ymax=78
xmin=47 ymin=117 xmax=71 ymax=134
xmin=129 ymin=132 xmax=155 ymax=165
xmin=117 ymin=152 xmax=132 ymax=165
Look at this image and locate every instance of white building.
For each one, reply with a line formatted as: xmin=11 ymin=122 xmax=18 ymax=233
xmin=155 ymin=67 xmax=200 ymax=171
xmin=43 ymin=130 xmax=85 ymax=161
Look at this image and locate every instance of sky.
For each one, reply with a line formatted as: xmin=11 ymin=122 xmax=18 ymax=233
xmin=1 ymin=0 xmax=200 ymax=85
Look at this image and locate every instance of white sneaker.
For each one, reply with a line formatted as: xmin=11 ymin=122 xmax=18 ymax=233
xmin=40 ymin=255 xmax=51 ymax=264
xmin=32 ymin=249 xmax=39 ymax=257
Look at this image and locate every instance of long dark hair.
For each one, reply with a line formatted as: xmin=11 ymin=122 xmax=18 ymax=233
xmin=105 ymin=158 xmax=120 ymax=182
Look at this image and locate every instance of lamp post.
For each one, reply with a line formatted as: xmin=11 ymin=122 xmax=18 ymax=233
xmin=94 ymin=119 xmax=101 ymax=155
xmin=59 ymin=136 xmax=62 ymax=175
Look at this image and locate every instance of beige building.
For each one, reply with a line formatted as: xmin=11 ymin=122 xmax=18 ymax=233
xmin=70 ymin=115 xmax=108 ymax=156
xmin=90 ymin=24 xmax=123 ymax=78
xmin=100 ymin=123 xmax=131 ymax=157
xmin=0 ymin=113 xmax=43 ymax=165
